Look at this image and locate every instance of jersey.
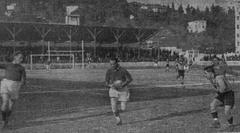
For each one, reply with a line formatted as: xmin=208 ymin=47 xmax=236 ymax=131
xmin=204 ymin=63 xmax=239 ymax=93
xmin=177 ymin=57 xmax=187 ymax=71
xmin=105 ymin=66 xmax=132 ymax=85
xmin=0 ymin=63 xmax=26 ymax=82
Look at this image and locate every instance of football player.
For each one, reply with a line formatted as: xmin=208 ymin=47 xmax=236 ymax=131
xmin=105 ymin=57 xmax=132 ymax=125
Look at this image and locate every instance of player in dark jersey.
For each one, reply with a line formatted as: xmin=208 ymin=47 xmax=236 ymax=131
xmin=0 ymin=51 xmax=26 ymax=128
xmin=105 ymin=57 xmax=132 ymax=125
xmin=165 ymin=59 xmax=170 ymax=72
xmin=176 ymin=55 xmax=187 ymax=86
xmin=204 ymin=56 xmax=240 ymax=130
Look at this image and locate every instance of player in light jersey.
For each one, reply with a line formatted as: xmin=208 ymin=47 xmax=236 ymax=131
xmin=176 ymin=55 xmax=187 ymax=86
xmin=0 ymin=51 xmax=26 ymax=128
xmin=204 ymin=56 xmax=240 ymax=129
xmin=174 ymin=58 xmax=178 ymax=72
xmin=188 ymin=59 xmax=193 ymax=72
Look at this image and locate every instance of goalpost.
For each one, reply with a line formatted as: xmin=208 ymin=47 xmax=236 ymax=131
xmin=30 ymin=54 xmax=75 ymax=70
xmin=29 ymin=40 xmax=85 ymax=70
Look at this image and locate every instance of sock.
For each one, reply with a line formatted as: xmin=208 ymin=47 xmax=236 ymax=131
xmin=1 ymin=111 xmax=7 ymax=121
xmin=227 ymin=117 xmax=233 ymax=124
xmin=211 ymin=112 xmax=218 ymax=119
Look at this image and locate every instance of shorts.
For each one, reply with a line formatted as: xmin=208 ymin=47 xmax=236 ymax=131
xmin=109 ymin=87 xmax=130 ymax=102
xmin=215 ymin=91 xmax=235 ymax=108
xmin=166 ymin=64 xmax=169 ymax=67
xmin=184 ymin=66 xmax=189 ymax=70
xmin=0 ymin=79 xmax=22 ymax=100
xmin=178 ymin=70 xmax=185 ymax=77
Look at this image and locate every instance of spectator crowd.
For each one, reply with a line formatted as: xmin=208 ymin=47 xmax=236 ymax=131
xmin=0 ymin=46 xmax=179 ymax=64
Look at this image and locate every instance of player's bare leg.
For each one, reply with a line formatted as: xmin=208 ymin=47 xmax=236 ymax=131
xmin=120 ymin=101 xmax=127 ymax=112
xmin=1 ymin=94 xmax=10 ymax=128
xmin=178 ymin=75 xmax=184 ymax=88
xmin=165 ymin=67 xmax=169 ymax=72
xmin=210 ymin=99 xmax=221 ymax=128
xmin=221 ymin=105 xmax=234 ymax=131
xmin=181 ymin=76 xmax=184 ymax=85
xmin=110 ymin=98 xmax=122 ymax=125
xmin=176 ymin=73 xmax=180 ymax=80
xmin=6 ymin=99 xmax=14 ymax=123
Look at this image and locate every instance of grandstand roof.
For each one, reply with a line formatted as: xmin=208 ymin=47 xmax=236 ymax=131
xmin=0 ymin=21 xmax=157 ymax=46
xmin=145 ymin=28 xmax=179 ymax=48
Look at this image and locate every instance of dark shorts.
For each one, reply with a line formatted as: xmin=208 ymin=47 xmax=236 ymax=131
xmin=215 ymin=91 xmax=235 ymax=108
xmin=178 ymin=70 xmax=185 ymax=77
xmin=166 ymin=64 xmax=169 ymax=67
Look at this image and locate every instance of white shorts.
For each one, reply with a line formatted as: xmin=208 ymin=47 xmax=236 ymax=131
xmin=184 ymin=66 xmax=189 ymax=70
xmin=109 ymin=87 xmax=130 ymax=102
xmin=0 ymin=79 xmax=22 ymax=100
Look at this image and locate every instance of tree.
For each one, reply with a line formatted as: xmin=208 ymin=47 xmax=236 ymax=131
xmin=186 ymin=4 xmax=191 ymax=15
xmin=178 ymin=4 xmax=184 ymax=14
xmin=171 ymin=2 xmax=175 ymax=11
xmin=204 ymin=7 xmax=210 ymax=20
xmin=176 ymin=4 xmax=185 ymax=25
xmin=165 ymin=5 xmax=171 ymax=25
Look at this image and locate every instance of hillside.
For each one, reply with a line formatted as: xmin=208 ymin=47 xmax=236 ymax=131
xmin=127 ymin=0 xmax=216 ymax=10
xmin=0 ymin=0 xmax=236 ymax=53
xmin=0 ymin=0 xmax=131 ymax=26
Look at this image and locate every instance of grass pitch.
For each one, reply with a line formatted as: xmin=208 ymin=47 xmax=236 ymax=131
xmin=0 ymin=67 xmax=240 ymax=133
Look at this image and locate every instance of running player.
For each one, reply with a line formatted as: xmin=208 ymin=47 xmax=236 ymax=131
xmin=204 ymin=56 xmax=240 ymax=130
xmin=188 ymin=59 xmax=193 ymax=71
xmin=165 ymin=59 xmax=170 ymax=72
xmin=0 ymin=51 xmax=26 ymax=128
xmin=175 ymin=58 xmax=178 ymax=72
xmin=176 ymin=55 xmax=187 ymax=86
xmin=105 ymin=57 xmax=132 ymax=125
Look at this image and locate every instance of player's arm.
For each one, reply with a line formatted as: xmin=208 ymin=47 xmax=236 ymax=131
xmin=204 ymin=65 xmax=214 ymax=73
xmin=203 ymin=65 xmax=215 ymax=81
xmin=105 ymin=70 xmax=113 ymax=88
xmin=204 ymin=71 xmax=217 ymax=89
xmin=21 ymin=68 xmax=26 ymax=86
xmin=122 ymin=69 xmax=133 ymax=88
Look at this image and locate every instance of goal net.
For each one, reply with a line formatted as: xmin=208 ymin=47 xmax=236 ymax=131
xmin=30 ymin=54 xmax=75 ymax=70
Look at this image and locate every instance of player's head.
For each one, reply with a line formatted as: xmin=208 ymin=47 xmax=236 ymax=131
xmin=212 ymin=56 xmax=220 ymax=65
xmin=204 ymin=70 xmax=214 ymax=80
xmin=109 ymin=57 xmax=119 ymax=69
xmin=13 ymin=51 xmax=24 ymax=64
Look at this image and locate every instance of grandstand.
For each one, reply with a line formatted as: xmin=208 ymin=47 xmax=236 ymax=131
xmin=0 ymin=21 xmax=157 ymax=69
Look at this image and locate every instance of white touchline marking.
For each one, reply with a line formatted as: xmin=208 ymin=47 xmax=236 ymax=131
xmin=20 ymin=80 xmax=240 ymax=95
